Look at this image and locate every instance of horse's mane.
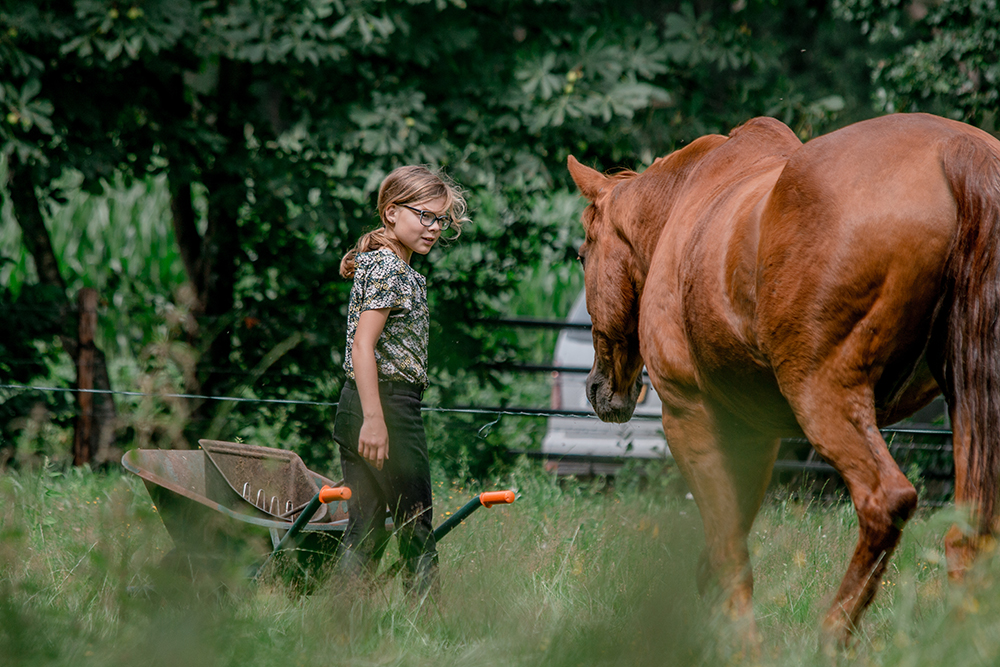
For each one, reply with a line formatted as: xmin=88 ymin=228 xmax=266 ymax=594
xmin=607 ymin=168 xmax=638 ymax=182
xmin=602 ymin=123 xmax=783 ymax=188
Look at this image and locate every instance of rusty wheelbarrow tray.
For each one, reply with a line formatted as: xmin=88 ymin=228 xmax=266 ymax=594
xmin=122 ymin=439 xmax=352 ymax=578
xmin=123 ymin=439 xmax=517 ymax=582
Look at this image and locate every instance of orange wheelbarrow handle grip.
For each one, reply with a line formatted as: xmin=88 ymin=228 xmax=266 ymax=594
xmin=432 ymin=489 xmax=517 ymax=543
xmin=319 ymin=485 xmax=352 ymax=503
xmin=479 ymin=490 xmax=515 ymax=508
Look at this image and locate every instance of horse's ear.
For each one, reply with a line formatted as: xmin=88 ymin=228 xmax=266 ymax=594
xmin=567 ymin=155 xmax=609 ymax=202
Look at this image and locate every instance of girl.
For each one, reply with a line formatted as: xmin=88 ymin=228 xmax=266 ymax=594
xmin=333 ymin=164 xmax=467 ymax=596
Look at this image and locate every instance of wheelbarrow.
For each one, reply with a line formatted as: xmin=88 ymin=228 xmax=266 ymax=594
xmin=122 ymin=439 xmax=515 ymax=581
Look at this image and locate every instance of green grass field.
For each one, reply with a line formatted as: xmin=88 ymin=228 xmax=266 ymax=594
xmin=3 ymin=460 xmax=1000 ymax=667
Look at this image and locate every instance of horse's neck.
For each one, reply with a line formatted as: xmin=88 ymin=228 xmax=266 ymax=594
xmin=612 ymin=182 xmax=683 ymax=292
xmin=621 ymin=121 xmax=801 ymax=292
xmin=615 ymin=134 xmax=732 ymax=287
xmin=620 ymin=215 xmax=663 ymax=282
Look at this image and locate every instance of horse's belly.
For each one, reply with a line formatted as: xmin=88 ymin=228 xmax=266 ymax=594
xmin=646 ymin=332 xmax=803 ymax=435
xmin=700 ymin=363 xmax=804 ymax=435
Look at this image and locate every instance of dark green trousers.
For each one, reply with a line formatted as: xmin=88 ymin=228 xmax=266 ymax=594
xmin=332 ymin=379 xmax=437 ymax=593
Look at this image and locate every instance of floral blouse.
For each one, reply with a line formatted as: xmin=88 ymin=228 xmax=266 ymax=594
xmin=343 ymin=248 xmax=429 ymax=389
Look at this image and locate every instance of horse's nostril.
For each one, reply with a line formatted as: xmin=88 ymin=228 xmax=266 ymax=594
xmin=585 ymin=372 xmax=598 ymax=404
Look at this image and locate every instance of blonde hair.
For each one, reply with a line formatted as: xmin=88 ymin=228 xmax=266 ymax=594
xmin=340 ymin=165 xmax=469 ymax=278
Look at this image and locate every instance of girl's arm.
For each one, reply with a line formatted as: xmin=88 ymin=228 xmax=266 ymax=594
xmin=353 ymin=307 xmax=392 ymax=470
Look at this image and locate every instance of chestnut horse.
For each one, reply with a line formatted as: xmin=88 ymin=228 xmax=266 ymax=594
xmin=568 ymin=113 xmax=1000 ymax=641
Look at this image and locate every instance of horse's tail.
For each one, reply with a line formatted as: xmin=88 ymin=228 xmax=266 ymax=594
xmin=942 ymin=134 xmax=1000 ymax=534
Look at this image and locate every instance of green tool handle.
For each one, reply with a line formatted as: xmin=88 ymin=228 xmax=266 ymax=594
xmin=275 ymin=485 xmax=351 ymax=551
xmin=432 ymin=497 xmax=481 ymax=542
xmin=434 ymin=489 xmax=515 ymax=541
xmin=383 ymin=490 xmax=516 ymax=578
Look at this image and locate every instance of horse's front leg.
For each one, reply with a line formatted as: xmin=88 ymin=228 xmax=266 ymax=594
xmin=663 ymin=401 xmax=781 ymax=647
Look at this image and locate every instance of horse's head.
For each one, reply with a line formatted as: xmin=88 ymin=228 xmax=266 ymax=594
xmin=567 ymin=155 xmax=644 ymax=423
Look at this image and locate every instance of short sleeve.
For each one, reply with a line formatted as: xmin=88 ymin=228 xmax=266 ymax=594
xmin=355 ymin=250 xmax=414 ymax=314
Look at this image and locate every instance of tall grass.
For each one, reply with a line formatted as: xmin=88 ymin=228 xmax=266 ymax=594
xmin=3 ymin=460 xmax=1000 ymax=666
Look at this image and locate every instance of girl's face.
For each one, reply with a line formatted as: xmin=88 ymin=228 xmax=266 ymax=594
xmin=385 ymin=196 xmax=448 ymax=263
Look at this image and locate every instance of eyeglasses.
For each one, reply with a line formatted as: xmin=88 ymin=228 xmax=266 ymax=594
xmin=401 ymin=204 xmax=452 ymax=230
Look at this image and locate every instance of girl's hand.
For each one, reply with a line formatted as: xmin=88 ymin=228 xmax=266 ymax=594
xmin=359 ymin=416 xmax=389 ymax=470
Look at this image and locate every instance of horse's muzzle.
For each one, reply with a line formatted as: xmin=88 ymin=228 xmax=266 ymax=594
xmin=586 ymin=371 xmax=641 ymax=423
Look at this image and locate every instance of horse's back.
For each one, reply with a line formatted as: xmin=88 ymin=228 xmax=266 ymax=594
xmin=757 ymin=114 xmax=965 ymax=309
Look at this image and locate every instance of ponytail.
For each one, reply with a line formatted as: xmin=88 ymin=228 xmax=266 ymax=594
xmin=339 ymin=228 xmax=406 ymax=278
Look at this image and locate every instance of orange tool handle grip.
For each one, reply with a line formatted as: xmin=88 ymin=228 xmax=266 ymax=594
xmin=319 ymin=485 xmax=352 ymax=503
xmin=479 ymin=490 xmax=515 ymax=508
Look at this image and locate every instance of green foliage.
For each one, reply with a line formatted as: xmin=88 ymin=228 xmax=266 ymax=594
xmin=1 ymin=0 xmax=890 ymax=470
xmin=0 ymin=284 xmax=72 ymax=465
xmin=62 ymin=0 xmax=195 ymax=60
xmin=835 ymin=0 xmax=1000 ymax=128
xmin=664 ymin=3 xmax=758 ymax=70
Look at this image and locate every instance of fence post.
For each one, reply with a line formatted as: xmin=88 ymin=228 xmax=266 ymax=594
xmin=73 ymin=288 xmax=97 ymax=466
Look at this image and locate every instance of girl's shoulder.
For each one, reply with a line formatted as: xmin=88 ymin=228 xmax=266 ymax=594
xmin=356 ymin=248 xmax=423 ymax=282
xmin=356 ymin=248 xmax=405 ymax=272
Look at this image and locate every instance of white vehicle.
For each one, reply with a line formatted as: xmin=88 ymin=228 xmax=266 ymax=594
xmin=542 ymin=289 xmax=669 ymax=472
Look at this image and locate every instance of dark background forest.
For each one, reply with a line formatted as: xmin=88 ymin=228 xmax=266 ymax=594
xmin=1 ymin=0 xmax=997 ymax=481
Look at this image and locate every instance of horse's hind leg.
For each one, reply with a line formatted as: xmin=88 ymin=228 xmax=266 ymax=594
xmin=786 ymin=380 xmax=917 ymax=642
xmin=943 ymin=403 xmax=998 ymax=580
xmin=663 ymin=402 xmax=780 ymax=644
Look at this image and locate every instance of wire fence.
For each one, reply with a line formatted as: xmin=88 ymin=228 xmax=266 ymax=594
xmin=0 ymin=382 xmax=610 ymax=419
xmin=1 ymin=382 xmax=955 ymax=451
xmin=1 ymin=310 xmax=956 ymax=504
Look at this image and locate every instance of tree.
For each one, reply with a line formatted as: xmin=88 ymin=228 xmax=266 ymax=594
xmin=2 ymin=0 xmax=878 ymax=474
xmin=835 ymin=0 xmax=1000 ymax=130
xmin=0 ymin=0 xmax=158 ymax=463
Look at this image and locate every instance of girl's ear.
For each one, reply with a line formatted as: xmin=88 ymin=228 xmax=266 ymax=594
xmin=385 ymin=204 xmax=397 ymax=225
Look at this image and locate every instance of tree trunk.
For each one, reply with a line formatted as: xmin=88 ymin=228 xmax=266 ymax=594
xmin=167 ymin=168 xmax=241 ymax=433
xmin=166 ymin=58 xmax=247 ymax=436
xmin=7 ymin=155 xmax=119 ymax=464
xmin=74 ymin=288 xmax=96 ymax=465
xmin=169 ymin=178 xmax=203 ymax=298
xmin=8 ymin=160 xmax=67 ymax=293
